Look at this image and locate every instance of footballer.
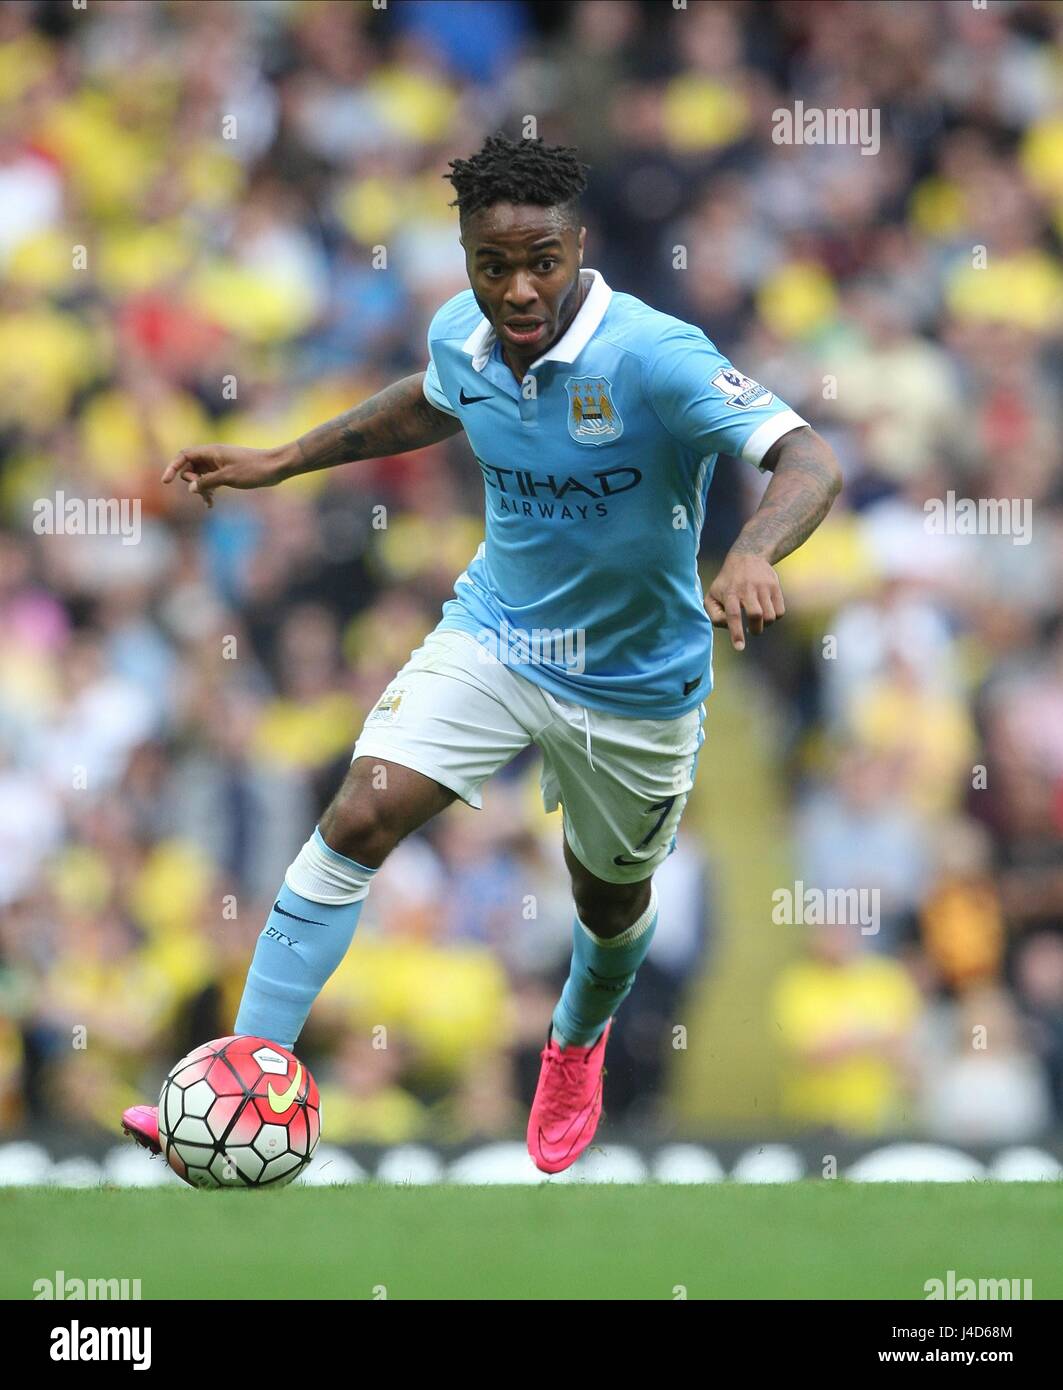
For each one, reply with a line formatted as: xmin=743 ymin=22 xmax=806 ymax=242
xmin=123 ymin=134 xmax=841 ymax=1173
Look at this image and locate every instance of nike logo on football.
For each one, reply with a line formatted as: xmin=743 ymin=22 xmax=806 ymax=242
xmin=272 ymin=901 xmax=326 ymax=929
xmin=267 ymin=1062 xmax=303 ymax=1114
xmin=459 ymin=388 xmax=491 ymax=404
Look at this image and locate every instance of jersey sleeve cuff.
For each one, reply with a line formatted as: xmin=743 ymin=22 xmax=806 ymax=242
xmin=423 ymin=373 xmax=459 ymax=418
xmin=740 ymin=409 xmax=809 ymax=469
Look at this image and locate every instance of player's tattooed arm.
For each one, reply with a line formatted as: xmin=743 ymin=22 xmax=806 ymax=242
xmin=163 ymin=373 xmax=463 ymax=507
xmin=287 ymin=373 xmax=464 ymax=475
xmin=706 ymin=426 xmax=842 ymax=651
xmin=733 ymin=426 xmax=842 ymax=563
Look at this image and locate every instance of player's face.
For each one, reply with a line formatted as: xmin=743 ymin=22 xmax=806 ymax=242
xmin=461 ymin=202 xmax=587 ymax=368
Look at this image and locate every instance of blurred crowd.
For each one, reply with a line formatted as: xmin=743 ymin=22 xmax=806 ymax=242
xmin=0 ymin=0 xmax=1061 ymax=1148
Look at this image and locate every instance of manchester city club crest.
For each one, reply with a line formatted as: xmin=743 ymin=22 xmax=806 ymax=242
xmin=565 ymin=376 xmax=623 ymax=444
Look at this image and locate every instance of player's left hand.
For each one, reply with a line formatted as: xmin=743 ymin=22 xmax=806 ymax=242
xmin=705 ymin=552 xmax=784 ymax=652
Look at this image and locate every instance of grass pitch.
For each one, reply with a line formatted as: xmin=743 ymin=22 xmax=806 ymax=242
xmin=3 ymin=1182 xmax=1059 ymax=1300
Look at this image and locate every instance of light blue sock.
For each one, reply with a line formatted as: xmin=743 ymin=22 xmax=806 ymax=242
xmin=235 ymin=828 xmax=377 ymax=1049
xmin=551 ymin=887 xmax=659 ymax=1048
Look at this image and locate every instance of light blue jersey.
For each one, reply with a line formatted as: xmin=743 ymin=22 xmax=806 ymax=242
xmin=424 ymin=269 xmax=807 ymax=718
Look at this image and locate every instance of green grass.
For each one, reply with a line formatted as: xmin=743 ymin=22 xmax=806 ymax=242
xmin=3 ymin=1182 xmax=1058 ymax=1300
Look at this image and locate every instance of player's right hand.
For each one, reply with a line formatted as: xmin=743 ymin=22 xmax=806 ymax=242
xmin=162 ymin=444 xmax=290 ymax=508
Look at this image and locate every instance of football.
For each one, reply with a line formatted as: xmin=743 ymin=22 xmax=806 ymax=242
xmin=158 ymin=1036 xmax=320 ymax=1189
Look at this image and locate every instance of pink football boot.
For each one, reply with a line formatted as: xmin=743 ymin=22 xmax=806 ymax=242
xmin=121 ymin=1104 xmax=161 ymax=1155
xmin=527 ymin=1020 xmax=612 ymax=1174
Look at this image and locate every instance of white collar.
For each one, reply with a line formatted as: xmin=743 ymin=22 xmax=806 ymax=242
xmin=461 ymin=268 xmax=613 ymax=373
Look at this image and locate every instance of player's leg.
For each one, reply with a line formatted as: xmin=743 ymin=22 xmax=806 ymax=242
xmin=236 ymin=626 xmax=540 ymax=1050
xmin=121 ymin=758 xmax=454 ymax=1154
xmin=526 ymin=694 xmax=704 ymax=1172
xmin=234 ymin=756 xmax=456 ymax=1050
xmin=541 ymin=697 xmax=703 ymax=1051
xmin=550 ymin=835 xmax=658 ymax=1048
xmin=123 ymin=626 xmax=538 ymax=1151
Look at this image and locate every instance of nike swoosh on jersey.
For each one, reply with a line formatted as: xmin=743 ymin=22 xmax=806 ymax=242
xmin=459 ymin=388 xmax=491 ymax=404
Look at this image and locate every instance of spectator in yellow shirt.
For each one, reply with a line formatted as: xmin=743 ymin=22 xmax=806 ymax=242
xmin=772 ymin=922 xmax=922 ymax=1134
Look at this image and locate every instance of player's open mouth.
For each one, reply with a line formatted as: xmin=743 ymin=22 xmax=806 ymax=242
xmin=502 ymin=319 xmax=547 ymax=345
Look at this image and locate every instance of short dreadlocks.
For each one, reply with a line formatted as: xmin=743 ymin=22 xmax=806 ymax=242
xmin=444 ymin=133 xmax=589 ymax=229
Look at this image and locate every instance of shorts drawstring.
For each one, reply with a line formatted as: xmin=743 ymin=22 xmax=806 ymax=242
xmin=583 ymin=706 xmax=596 ymax=772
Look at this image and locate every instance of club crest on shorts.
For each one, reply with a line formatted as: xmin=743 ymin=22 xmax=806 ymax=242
xmin=365 ymin=686 xmax=406 ymax=725
xmin=565 ymin=376 xmax=623 ymax=444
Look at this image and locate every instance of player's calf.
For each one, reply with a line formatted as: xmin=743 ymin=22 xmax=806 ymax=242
xmin=552 ymin=881 xmax=659 ymax=1048
xmin=237 ymin=758 xmax=455 ymax=1049
xmin=570 ymin=880 xmax=653 ymax=940
xmin=234 ymin=828 xmax=379 ymax=1049
xmin=527 ymin=868 xmax=660 ymax=1174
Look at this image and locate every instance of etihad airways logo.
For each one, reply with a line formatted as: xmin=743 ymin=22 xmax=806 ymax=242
xmin=477 ymin=459 xmax=642 ymax=521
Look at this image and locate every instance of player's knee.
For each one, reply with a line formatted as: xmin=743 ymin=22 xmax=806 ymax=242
xmin=575 ymin=881 xmax=652 ymax=939
xmin=318 ymin=781 xmax=400 ymax=868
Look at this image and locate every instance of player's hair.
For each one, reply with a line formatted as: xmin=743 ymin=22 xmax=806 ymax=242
xmin=444 ymin=132 xmax=589 ymax=229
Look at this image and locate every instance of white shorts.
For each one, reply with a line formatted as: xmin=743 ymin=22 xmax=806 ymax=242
xmin=350 ymin=628 xmax=706 ymax=884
